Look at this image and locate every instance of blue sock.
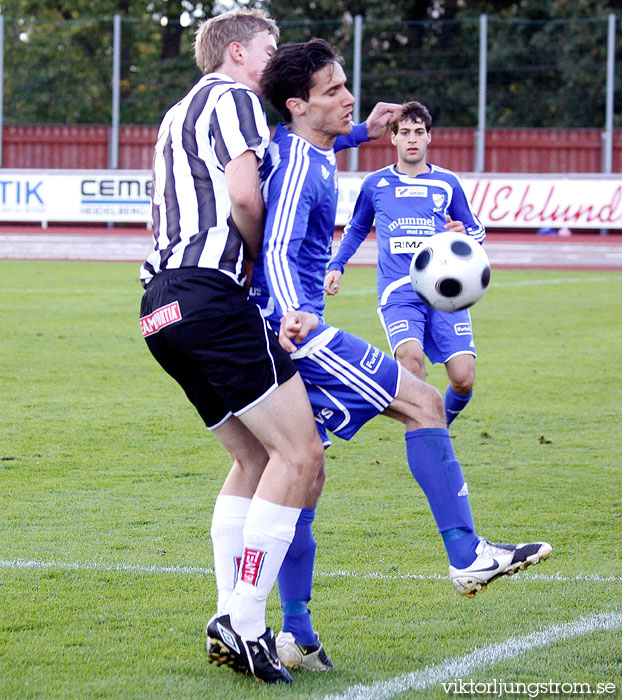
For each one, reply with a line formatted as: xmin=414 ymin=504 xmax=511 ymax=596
xmin=444 ymin=386 xmax=473 ymax=426
xmin=442 ymin=528 xmax=480 ymax=569
xmin=405 ymin=428 xmax=479 ymax=568
xmin=277 ymin=507 xmax=317 ymax=645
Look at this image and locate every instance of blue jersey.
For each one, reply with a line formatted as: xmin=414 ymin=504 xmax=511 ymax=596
xmin=250 ymin=123 xmax=405 ymax=442
xmin=328 ymin=164 xmax=485 ymax=307
xmin=250 ymin=123 xmax=367 ymax=343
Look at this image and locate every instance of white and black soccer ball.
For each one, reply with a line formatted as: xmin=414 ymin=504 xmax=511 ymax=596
xmin=409 ymin=231 xmax=491 ymax=312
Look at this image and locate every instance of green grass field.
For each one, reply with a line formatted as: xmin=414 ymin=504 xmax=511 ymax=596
xmin=1 ymin=261 xmax=621 ymax=699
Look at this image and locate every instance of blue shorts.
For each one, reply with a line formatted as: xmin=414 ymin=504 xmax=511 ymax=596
xmin=378 ymin=302 xmax=476 ymax=364
xmin=293 ymin=328 xmax=400 ymax=441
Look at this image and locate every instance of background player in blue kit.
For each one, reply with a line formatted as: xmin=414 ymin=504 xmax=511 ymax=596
xmin=251 ymin=40 xmax=552 ymax=672
xmin=325 ymin=101 xmax=485 ymax=427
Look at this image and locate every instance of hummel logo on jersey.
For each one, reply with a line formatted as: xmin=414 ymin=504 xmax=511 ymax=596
xmin=377 ymin=177 xmax=390 ymax=187
xmin=457 ymin=482 xmax=469 ymax=497
xmin=217 ymin=622 xmax=241 ymax=654
xmin=321 ymin=165 xmax=330 ymax=180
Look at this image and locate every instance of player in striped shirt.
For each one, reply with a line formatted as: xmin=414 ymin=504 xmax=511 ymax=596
xmin=326 ymin=101 xmax=485 ymax=426
xmin=139 ymin=10 xmax=325 ymax=684
xmin=252 ymin=39 xmax=552 ymax=672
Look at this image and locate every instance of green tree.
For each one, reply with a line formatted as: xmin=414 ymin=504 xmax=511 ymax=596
xmin=0 ymin=0 xmax=207 ymax=123
xmin=0 ymin=0 xmax=619 ymax=126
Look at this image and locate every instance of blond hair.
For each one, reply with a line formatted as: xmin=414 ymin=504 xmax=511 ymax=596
xmin=194 ymin=9 xmax=279 ymax=75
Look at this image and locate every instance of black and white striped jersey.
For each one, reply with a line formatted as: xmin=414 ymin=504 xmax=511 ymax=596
xmin=140 ymin=72 xmax=270 ymax=286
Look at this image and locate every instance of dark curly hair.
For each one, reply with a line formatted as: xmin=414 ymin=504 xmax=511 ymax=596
xmin=390 ymin=101 xmax=433 ymax=133
xmin=260 ymin=38 xmax=344 ymax=121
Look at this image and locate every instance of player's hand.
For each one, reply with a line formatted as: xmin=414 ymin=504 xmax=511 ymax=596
xmin=324 ymin=269 xmax=342 ymax=296
xmin=279 ymin=310 xmax=319 ymax=353
xmin=365 ymin=102 xmax=402 ymax=140
xmin=444 ymin=215 xmax=466 ymax=235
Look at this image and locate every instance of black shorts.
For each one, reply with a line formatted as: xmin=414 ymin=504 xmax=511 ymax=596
xmin=139 ymin=268 xmax=297 ymax=429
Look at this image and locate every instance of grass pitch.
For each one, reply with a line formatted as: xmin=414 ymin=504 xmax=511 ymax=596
xmin=0 ymin=261 xmax=621 ymax=699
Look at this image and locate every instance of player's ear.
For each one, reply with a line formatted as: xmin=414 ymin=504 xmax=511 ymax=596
xmin=286 ymin=96 xmax=306 ymax=118
xmin=390 ymin=130 xmax=397 ymax=146
xmin=227 ymin=41 xmax=245 ymax=65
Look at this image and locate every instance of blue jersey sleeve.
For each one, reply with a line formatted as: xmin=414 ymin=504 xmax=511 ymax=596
xmin=334 ymin=122 xmax=369 ymax=153
xmin=263 ymin=163 xmax=317 ymax=316
xmin=448 ymin=178 xmax=486 ymax=243
xmin=328 ymin=178 xmax=375 ymax=273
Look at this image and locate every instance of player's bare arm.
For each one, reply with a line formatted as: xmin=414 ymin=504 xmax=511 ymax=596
xmin=225 ymin=149 xmax=265 ymax=260
xmin=324 ymin=269 xmax=342 ymax=295
xmin=365 ymin=102 xmax=402 ymax=140
xmin=444 ymin=214 xmax=466 ymax=235
xmin=279 ymin=310 xmax=319 ymax=353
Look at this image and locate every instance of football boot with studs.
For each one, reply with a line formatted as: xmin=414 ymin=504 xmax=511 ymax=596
xmin=449 ymin=538 xmax=552 ymax=597
xmin=206 ymin=614 xmax=292 ymax=683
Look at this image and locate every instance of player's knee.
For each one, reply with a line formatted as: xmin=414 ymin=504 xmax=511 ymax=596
xmin=231 ymin=452 xmax=268 ymax=478
xmin=450 ymin=368 xmax=475 ymax=395
xmin=291 ymin=433 xmax=325 ymax=484
xmin=397 ymin=351 xmax=425 ymax=380
xmin=452 ymin=377 xmax=474 ymax=395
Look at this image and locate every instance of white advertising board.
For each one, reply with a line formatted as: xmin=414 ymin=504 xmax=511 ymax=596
xmin=336 ymin=173 xmax=622 ymax=229
xmin=0 ymin=170 xmax=620 ymax=229
xmin=0 ymin=170 xmax=152 ymax=223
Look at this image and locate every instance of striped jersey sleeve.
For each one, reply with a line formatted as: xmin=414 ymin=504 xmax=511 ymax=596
xmin=208 ymin=88 xmax=267 ymax=167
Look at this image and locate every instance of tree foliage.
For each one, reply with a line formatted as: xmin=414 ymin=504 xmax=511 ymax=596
xmin=0 ymin=0 xmax=619 ymax=127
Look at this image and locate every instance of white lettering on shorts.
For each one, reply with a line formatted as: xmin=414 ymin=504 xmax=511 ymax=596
xmin=140 ymin=301 xmax=182 ymax=337
xmin=387 ymin=320 xmax=409 ymax=336
xmin=454 ymin=322 xmax=472 ymax=336
xmin=315 ymin=408 xmax=334 ymax=425
xmin=360 ymin=344 xmax=384 ymax=374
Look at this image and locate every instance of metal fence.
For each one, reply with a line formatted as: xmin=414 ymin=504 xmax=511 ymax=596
xmin=0 ymin=13 xmax=618 ymax=171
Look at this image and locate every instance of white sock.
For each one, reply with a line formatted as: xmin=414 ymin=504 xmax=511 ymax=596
xmin=228 ymin=496 xmax=301 ymax=640
xmin=210 ymin=495 xmax=252 ymax=616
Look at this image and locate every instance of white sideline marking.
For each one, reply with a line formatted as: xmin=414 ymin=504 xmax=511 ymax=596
xmin=0 ymin=559 xmax=620 ymax=584
xmin=319 ymin=569 xmax=622 ymax=584
xmin=0 ymin=559 xmax=214 ymax=576
xmin=317 ymin=609 xmax=622 ymax=700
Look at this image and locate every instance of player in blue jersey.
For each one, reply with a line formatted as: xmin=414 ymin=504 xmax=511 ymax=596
xmin=252 ymin=39 xmax=551 ymax=672
xmin=326 ymin=101 xmax=484 ymax=427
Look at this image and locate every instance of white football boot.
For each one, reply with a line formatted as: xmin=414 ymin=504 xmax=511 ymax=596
xmin=449 ymin=538 xmax=552 ymax=597
xmin=276 ymin=631 xmax=334 ymax=671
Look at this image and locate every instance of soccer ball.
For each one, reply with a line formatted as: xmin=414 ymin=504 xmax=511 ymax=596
xmin=409 ymin=232 xmax=491 ymax=312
